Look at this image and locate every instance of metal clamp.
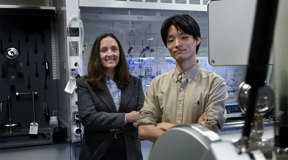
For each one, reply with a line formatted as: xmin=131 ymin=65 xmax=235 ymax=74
xmin=237 ymin=82 xmax=274 ymax=115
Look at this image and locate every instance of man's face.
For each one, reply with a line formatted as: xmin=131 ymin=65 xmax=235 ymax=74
xmin=166 ymin=25 xmax=201 ymax=62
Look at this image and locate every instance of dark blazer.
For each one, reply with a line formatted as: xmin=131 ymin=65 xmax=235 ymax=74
xmin=76 ymin=76 xmax=144 ymax=160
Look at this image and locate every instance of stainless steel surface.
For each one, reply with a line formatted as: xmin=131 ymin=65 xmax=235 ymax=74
xmin=4 ymin=124 xmax=17 ymax=127
xmin=274 ymin=148 xmax=288 ymax=160
xmin=16 ymin=92 xmax=36 ymax=95
xmin=5 ymin=47 xmax=19 ymax=59
xmin=220 ymin=126 xmax=274 ymax=142
xmin=150 ymin=124 xmax=221 ymax=160
xmin=204 ymin=141 xmax=250 ymax=160
xmin=222 ymin=119 xmax=274 ymax=130
xmin=73 ymin=127 xmax=82 ymax=136
xmin=251 ymin=115 xmax=264 ymax=141
xmin=238 ymin=82 xmax=274 ymax=115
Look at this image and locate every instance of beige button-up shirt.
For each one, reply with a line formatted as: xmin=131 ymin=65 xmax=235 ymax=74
xmin=134 ymin=62 xmax=228 ymax=132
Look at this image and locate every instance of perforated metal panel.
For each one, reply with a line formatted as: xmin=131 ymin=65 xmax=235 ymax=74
xmin=50 ymin=19 xmax=60 ymax=80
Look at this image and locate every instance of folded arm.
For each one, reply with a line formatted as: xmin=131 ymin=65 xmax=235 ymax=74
xmin=138 ymin=125 xmax=164 ymax=143
xmin=201 ymin=79 xmax=228 ymax=132
xmin=76 ymin=78 xmax=126 ymax=131
xmin=134 ymin=81 xmax=164 ymax=142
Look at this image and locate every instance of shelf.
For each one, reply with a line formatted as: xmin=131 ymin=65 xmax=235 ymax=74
xmin=0 ymin=5 xmax=56 ymax=15
xmin=79 ymin=0 xmax=207 ymax=12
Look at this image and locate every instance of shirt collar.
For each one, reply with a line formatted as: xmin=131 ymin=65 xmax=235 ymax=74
xmin=104 ymin=75 xmax=112 ymax=83
xmin=173 ymin=60 xmax=201 ymax=83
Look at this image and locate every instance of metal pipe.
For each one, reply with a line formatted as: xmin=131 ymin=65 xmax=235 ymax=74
xmin=239 ymin=0 xmax=279 ymax=152
xmin=16 ymin=92 xmax=33 ymax=95
xmin=32 ymin=92 xmax=36 ymax=122
xmin=0 ymin=96 xmax=12 ymax=133
xmin=250 ymin=114 xmax=264 ymax=141
xmin=223 ymin=119 xmax=274 ymax=126
xmin=16 ymin=91 xmax=37 ymax=123
xmin=7 ymin=96 xmax=12 ymax=133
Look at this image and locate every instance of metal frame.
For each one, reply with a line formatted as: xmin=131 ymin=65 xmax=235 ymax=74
xmin=79 ymin=0 xmax=207 ymax=11
xmin=81 ymin=13 xmax=207 ymax=24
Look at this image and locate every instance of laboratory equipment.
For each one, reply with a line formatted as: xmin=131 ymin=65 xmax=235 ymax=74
xmin=16 ymin=92 xmax=38 ymax=127
xmin=0 ymin=0 xmax=265 ymax=160
xmin=0 ymin=96 xmax=19 ymax=133
xmin=150 ymin=0 xmax=288 ymax=160
xmin=49 ymin=111 xmax=58 ymax=139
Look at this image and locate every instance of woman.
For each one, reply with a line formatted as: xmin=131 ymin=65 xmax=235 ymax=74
xmin=76 ymin=33 xmax=144 ymax=160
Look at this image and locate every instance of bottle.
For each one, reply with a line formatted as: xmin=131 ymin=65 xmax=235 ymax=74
xmin=49 ymin=111 xmax=58 ymax=140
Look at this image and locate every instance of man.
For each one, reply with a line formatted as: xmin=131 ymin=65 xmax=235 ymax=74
xmin=134 ymin=14 xmax=228 ymax=143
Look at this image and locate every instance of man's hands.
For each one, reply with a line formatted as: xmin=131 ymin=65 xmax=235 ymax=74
xmin=156 ymin=122 xmax=176 ymax=131
xmin=197 ymin=112 xmax=207 ymax=124
xmin=156 ymin=112 xmax=207 ymax=131
xmin=125 ymin=111 xmax=139 ymax=123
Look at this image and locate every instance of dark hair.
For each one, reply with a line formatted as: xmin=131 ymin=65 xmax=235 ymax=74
xmin=161 ymin=14 xmax=201 ymax=53
xmin=85 ymin=33 xmax=131 ymax=90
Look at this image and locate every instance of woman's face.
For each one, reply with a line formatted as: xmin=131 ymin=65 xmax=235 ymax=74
xmin=99 ymin=36 xmax=120 ymax=71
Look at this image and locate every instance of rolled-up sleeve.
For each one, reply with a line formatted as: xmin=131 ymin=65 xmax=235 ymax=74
xmin=136 ymin=78 xmax=145 ymax=111
xmin=134 ymin=79 xmax=161 ymax=128
xmin=201 ymin=79 xmax=228 ymax=132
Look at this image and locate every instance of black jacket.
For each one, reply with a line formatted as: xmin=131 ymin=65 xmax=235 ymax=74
xmin=76 ymin=76 xmax=144 ymax=160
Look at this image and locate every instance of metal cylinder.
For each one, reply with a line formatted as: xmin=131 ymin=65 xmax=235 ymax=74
xmin=251 ymin=114 xmax=264 ymax=141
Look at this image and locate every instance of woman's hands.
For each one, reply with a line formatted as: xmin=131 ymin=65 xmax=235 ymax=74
xmin=125 ymin=111 xmax=139 ymax=123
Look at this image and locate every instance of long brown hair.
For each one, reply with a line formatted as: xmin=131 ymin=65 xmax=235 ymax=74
xmin=85 ymin=33 xmax=131 ymax=90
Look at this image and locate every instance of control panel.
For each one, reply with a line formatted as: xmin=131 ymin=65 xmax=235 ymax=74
xmin=225 ymin=100 xmax=245 ymax=118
